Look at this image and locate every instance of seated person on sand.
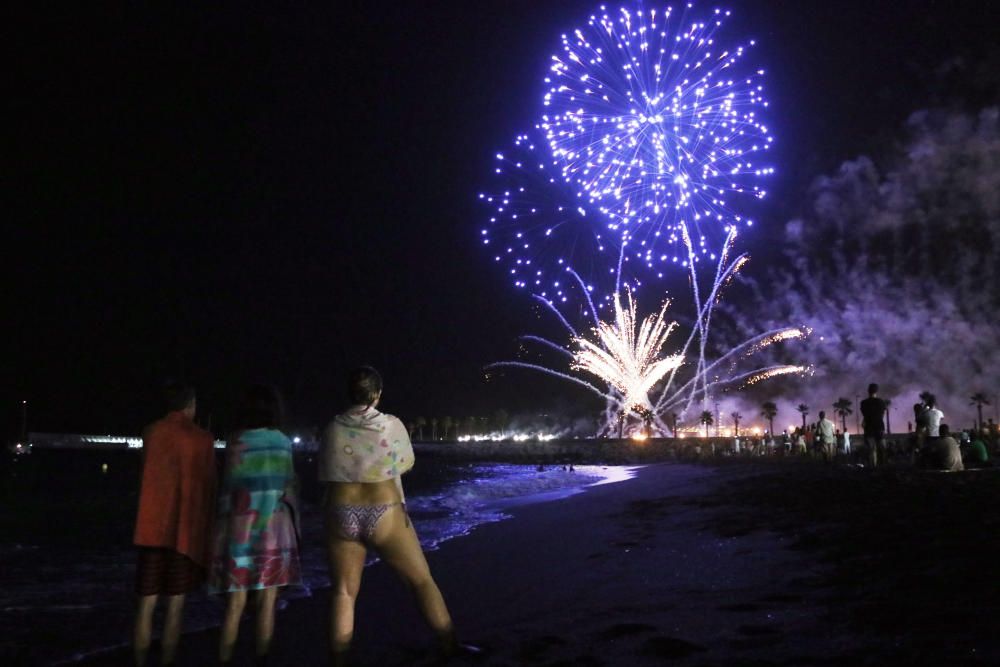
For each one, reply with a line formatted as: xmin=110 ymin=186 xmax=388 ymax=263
xmin=921 ymin=423 xmax=964 ymax=472
xmin=319 ymin=366 xmax=476 ymax=665
xmin=965 ymin=430 xmax=990 ymax=468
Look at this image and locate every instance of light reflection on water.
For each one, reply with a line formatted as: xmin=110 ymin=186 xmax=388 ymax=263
xmin=4 ymin=460 xmax=637 ymax=665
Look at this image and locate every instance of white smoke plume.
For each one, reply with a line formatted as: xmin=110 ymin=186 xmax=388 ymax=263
xmin=730 ymin=106 xmax=1000 ymax=429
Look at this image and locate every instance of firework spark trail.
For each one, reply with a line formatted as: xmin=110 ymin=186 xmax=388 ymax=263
xmin=739 ymin=365 xmax=809 ymax=387
xmin=531 ymin=293 xmax=580 ymax=338
xmin=655 ymin=225 xmax=748 ymax=414
xmin=730 ymin=107 xmax=1000 ymax=419
xmin=570 ymin=288 xmax=682 ymax=410
xmin=486 ymin=361 xmax=609 ymax=400
xmin=483 ymin=166 xmax=806 ymax=432
xmin=480 ymin=4 xmax=807 ymax=435
xmin=520 ymin=335 xmax=576 ymax=358
xmin=541 ymin=4 xmax=773 ymax=255
xmin=481 ymin=4 xmax=775 ymax=310
xmin=657 ymin=326 xmax=809 ymax=408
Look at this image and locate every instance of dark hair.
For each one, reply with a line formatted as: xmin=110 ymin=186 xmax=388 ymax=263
xmin=925 ymin=395 xmax=936 ymax=408
xmin=868 ymin=383 xmax=878 ymax=395
xmin=348 ymin=366 xmax=383 ymax=406
xmin=163 ymin=382 xmax=196 ymax=412
xmin=818 ymin=410 xmax=826 ymax=419
xmin=939 ymin=423 xmax=950 ymax=437
xmin=236 ymin=384 xmax=284 ymax=430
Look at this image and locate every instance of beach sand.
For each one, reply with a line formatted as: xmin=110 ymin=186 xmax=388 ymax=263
xmin=79 ymin=460 xmax=1000 ymax=666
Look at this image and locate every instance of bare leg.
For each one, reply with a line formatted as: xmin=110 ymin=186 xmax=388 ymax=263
xmin=219 ymin=590 xmax=247 ymax=663
xmin=370 ymin=506 xmax=453 ymax=645
xmin=134 ymin=594 xmax=158 ymax=666
xmin=327 ymin=536 xmax=366 ymax=659
xmin=161 ymin=594 xmax=185 ymax=665
xmin=254 ymin=587 xmax=278 ymax=658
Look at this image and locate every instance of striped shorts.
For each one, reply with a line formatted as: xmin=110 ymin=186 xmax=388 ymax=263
xmin=135 ymin=547 xmax=204 ymax=596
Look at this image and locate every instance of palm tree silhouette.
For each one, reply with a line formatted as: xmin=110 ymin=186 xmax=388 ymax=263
xmin=970 ymin=393 xmax=991 ymax=430
xmin=883 ymin=398 xmax=892 ymax=434
xmin=833 ymin=398 xmax=853 ymax=433
xmin=700 ymin=410 xmax=714 ymax=438
xmin=414 ymin=417 xmax=426 ymax=441
xmin=440 ymin=416 xmax=453 ymax=441
xmin=760 ymin=401 xmax=778 ymax=436
xmin=796 ymin=403 xmax=809 ymax=431
xmin=731 ymin=411 xmax=742 ymax=437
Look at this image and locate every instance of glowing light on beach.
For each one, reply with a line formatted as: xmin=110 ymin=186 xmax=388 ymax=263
xmin=571 ymin=288 xmax=683 ymax=410
xmin=630 ymin=432 xmax=648 ymax=441
xmin=457 ymin=432 xmax=559 ymax=443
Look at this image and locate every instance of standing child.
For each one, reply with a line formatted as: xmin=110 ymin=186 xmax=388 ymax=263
xmin=210 ymin=385 xmax=301 ymax=666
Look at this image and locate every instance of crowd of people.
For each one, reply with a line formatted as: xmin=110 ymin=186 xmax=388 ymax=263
xmin=721 ymin=384 xmax=996 ymax=471
xmin=131 ymin=368 xmax=474 ymax=666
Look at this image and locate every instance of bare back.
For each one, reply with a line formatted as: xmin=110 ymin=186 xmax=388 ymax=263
xmin=324 ymin=478 xmax=401 ymax=506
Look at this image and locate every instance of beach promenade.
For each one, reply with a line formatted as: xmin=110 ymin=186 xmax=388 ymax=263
xmin=79 ymin=460 xmax=999 ymax=666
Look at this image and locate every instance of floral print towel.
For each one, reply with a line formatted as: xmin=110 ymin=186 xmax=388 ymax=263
xmin=318 ymin=406 xmax=414 ymax=498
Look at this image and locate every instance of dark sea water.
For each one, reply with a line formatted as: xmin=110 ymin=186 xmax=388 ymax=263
xmin=0 ymin=449 xmax=635 ymax=665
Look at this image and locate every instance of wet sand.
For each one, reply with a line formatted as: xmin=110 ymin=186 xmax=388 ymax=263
xmin=77 ymin=460 xmax=1000 ymax=666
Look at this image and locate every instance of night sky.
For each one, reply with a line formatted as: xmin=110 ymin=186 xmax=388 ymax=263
xmin=7 ymin=1 xmax=999 ymax=437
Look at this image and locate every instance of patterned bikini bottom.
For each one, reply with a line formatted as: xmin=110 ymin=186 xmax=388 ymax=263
xmin=327 ymin=502 xmax=405 ymax=544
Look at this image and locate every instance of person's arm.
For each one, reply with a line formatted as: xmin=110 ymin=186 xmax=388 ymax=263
xmin=392 ymin=418 xmax=416 ymax=475
xmin=280 ymin=434 xmax=301 ymax=539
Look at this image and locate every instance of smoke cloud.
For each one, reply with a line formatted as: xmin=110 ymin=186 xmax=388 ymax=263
xmin=731 ymin=106 xmax=1000 ymax=430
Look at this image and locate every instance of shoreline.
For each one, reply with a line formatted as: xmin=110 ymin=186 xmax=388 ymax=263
xmin=68 ymin=459 xmax=1000 ymax=665
xmin=76 ymin=462 xmax=800 ymax=666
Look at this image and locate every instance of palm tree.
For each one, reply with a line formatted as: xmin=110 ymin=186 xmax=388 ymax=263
xmin=970 ymin=393 xmax=990 ymax=430
xmin=670 ymin=412 xmax=680 ymax=437
xmin=760 ymin=401 xmax=777 ymax=436
xmin=796 ymin=403 xmax=809 ymax=431
xmin=430 ymin=417 xmax=439 ymax=441
xmin=440 ymin=416 xmax=454 ymax=441
xmin=833 ymin=398 xmax=853 ymax=433
xmin=699 ymin=410 xmax=714 ymax=438
xmin=883 ymin=398 xmax=892 ymax=434
xmin=731 ymin=411 xmax=742 ymax=437
xmin=414 ymin=417 xmax=426 ymax=441
xmin=634 ymin=406 xmax=654 ymax=437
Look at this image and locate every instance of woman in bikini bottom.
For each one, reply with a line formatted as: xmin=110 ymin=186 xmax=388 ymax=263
xmin=320 ymin=367 xmax=471 ymax=666
xmin=326 ymin=501 xmax=406 ymax=544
